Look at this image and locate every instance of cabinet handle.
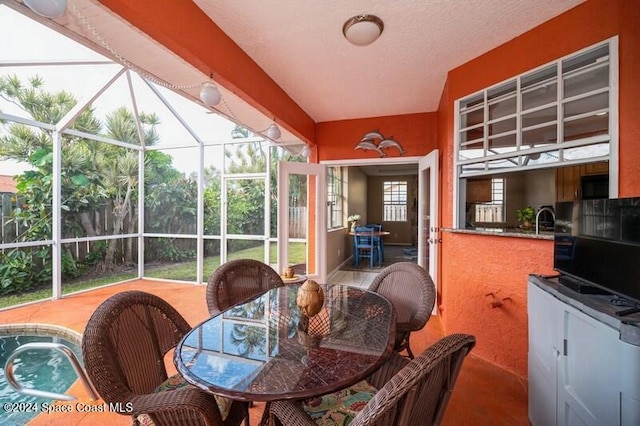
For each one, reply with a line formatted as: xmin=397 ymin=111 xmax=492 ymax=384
xmin=563 ymin=339 xmax=568 ymax=356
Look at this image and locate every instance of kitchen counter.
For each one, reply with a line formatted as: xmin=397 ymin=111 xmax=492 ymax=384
xmin=529 ymin=274 xmax=640 ymax=345
xmin=445 ymin=227 xmax=554 ymax=240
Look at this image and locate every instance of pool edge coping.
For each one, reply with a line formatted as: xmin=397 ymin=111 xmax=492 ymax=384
xmin=0 ymin=323 xmax=82 ymax=346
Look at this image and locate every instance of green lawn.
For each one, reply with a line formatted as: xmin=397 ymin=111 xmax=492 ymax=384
xmin=0 ymin=242 xmax=306 ymax=309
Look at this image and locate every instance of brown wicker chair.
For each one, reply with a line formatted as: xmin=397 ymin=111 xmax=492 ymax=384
xmin=369 ymin=262 xmax=436 ymax=359
xmin=82 ymin=290 xmax=249 ymax=426
xmin=291 ymin=263 xmax=307 ymax=275
xmin=206 ymin=258 xmax=285 ymax=316
xmin=267 ymin=333 xmax=476 ymax=426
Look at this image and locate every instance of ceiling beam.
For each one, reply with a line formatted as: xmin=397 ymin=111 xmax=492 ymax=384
xmin=97 ymin=0 xmax=317 ymax=144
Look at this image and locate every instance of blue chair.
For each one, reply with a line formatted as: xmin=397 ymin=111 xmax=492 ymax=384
xmin=366 ymin=223 xmax=385 ymax=263
xmin=353 ymin=226 xmax=381 ymax=268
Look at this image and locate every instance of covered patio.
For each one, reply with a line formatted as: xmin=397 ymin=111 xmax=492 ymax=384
xmin=2 ymin=0 xmax=640 ymax=424
xmin=1 ymin=279 xmax=528 ymax=425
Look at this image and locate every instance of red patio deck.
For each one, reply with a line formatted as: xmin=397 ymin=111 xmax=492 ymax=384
xmin=0 ymin=280 xmax=528 ymax=425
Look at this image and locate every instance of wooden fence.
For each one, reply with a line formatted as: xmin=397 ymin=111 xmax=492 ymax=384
xmin=2 ymin=191 xmax=308 ymax=261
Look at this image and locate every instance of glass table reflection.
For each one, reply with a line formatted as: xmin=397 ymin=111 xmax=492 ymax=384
xmin=174 ymin=284 xmax=396 ymax=402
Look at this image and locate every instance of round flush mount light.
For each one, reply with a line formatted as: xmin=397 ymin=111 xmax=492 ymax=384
xmin=24 ymin=0 xmax=67 ymax=18
xmin=342 ymin=14 xmax=384 ymax=46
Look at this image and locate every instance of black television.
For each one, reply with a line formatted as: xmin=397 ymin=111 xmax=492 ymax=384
xmin=554 ymin=197 xmax=640 ymax=305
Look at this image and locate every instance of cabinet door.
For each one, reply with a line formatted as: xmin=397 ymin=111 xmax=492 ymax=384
xmin=620 ymin=339 xmax=640 ymax=426
xmin=528 ymin=283 xmax=561 ymax=426
xmin=466 ymin=178 xmax=492 ymax=203
xmin=581 ymin=162 xmax=609 ymax=176
xmin=558 ymin=303 xmax=620 ymax=425
xmin=556 ymin=166 xmax=582 ymax=202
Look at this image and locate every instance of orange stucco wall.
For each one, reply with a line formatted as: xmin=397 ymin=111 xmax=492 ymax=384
xmin=103 ymin=0 xmax=640 ymax=378
xmin=438 ymin=0 xmax=640 ymax=377
xmin=316 ymin=113 xmax=438 ymax=160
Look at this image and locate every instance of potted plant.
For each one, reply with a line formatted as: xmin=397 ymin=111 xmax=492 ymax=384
xmin=516 ymin=206 xmax=535 ymax=230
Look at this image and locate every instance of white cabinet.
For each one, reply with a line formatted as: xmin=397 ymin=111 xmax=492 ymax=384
xmin=528 ymin=279 xmax=640 ymax=426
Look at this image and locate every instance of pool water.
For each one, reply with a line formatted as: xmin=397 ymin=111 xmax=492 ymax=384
xmin=0 ymin=334 xmax=83 ymax=426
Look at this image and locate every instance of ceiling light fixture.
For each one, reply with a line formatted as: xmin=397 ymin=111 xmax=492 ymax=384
xmin=266 ymin=123 xmax=281 ymax=141
xmin=342 ymin=14 xmax=384 ymax=46
xmin=23 ymin=0 xmax=67 ymax=18
xmin=200 ymin=80 xmax=221 ymax=107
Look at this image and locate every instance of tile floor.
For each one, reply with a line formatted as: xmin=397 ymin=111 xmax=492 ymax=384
xmin=1 ymin=276 xmax=528 ymax=425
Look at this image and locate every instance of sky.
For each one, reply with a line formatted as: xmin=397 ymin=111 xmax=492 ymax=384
xmin=0 ymin=4 xmax=247 ymax=176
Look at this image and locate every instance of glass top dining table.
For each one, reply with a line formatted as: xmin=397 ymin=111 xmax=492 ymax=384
xmin=174 ymin=284 xmax=396 ymax=403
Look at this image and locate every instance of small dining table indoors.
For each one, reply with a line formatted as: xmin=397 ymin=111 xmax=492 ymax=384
xmin=347 ymin=230 xmax=391 ymax=237
xmin=174 ymin=283 xmax=396 ymax=417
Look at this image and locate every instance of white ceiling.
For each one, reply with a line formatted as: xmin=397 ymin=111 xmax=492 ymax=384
xmin=192 ymin=0 xmax=585 ymax=122
xmin=11 ymin=0 xmax=585 ymax=143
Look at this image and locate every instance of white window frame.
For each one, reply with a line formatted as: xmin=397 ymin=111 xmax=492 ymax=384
xmin=326 ymin=166 xmax=344 ymax=229
xmin=453 ymin=37 xmax=618 ymax=228
xmin=383 ymin=180 xmax=408 ymax=222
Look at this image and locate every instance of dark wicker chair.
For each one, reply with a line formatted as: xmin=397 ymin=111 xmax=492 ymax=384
xmin=206 ymin=258 xmax=285 ymax=316
xmin=82 ymin=290 xmax=249 ymax=426
xmin=291 ymin=263 xmax=307 ymax=275
xmin=369 ymin=262 xmax=436 ymax=359
xmin=267 ymin=334 xmax=476 ymax=426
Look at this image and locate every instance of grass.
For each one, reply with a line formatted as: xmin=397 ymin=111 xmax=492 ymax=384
xmin=0 ymin=243 xmax=306 ymax=310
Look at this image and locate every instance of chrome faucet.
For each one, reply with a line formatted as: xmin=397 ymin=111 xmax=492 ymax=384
xmin=535 ymin=207 xmax=555 ymax=235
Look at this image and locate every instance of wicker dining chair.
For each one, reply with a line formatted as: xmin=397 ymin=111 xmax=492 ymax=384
xmin=267 ymin=333 xmax=476 ymax=426
xmin=82 ymin=290 xmax=249 ymax=426
xmin=206 ymin=258 xmax=285 ymax=316
xmin=369 ymin=262 xmax=436 ymax=359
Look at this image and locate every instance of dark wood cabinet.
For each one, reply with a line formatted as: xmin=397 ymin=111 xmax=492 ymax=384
xmin=555 ymin=162 xmax=608 ymax=202
xmin=467 ymin=179 xmax=492 ymax=203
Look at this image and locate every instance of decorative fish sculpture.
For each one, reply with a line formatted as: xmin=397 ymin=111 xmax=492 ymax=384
xmin=378 ymin=137 xmax=405 ymax=155
xmin=355 ymin=139 xmax=386 ymax=157
xmin=359 ymin=130 xmax=384 ymax=142
xmin=354 ymin=130 xmax=404 ymax=157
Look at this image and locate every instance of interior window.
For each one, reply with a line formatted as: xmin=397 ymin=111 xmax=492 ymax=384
xmin=383 ymin=180 xmax=407 ymax=222
xmin=327 ymin=166 xmax=344 ymax=229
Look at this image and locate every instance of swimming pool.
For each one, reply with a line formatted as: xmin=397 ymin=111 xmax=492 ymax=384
xmin=0 ymin=325 xmax=83 ymax=426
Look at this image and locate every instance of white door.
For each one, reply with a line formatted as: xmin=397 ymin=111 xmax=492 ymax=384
xmin=418 ymin=149 xmax=439 ymax=305
xmin=277 ymin=161 xmax=327 ymax=283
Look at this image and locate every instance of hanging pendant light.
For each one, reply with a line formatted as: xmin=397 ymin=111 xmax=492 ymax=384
xmin=200 ymin=81 xmax=221 ymax=107
xmin=266 ymin=123 xmax=281 ymax=140
xmin=24 ymin=0 xmax=67 ymax=18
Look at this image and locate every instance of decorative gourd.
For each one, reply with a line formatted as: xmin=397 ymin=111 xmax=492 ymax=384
xmin=296 ymin=279 xmax=324 ymax=317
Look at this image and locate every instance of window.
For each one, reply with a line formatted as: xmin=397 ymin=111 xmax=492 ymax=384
xmin=327 ymin=166 xmax=344 ymax=228
xmin=383 ymin=180 xmax=407 ymax=221
xmin=474 ymin=178 xmax=504 ymax=223
xmin=455 ymin=39 xmax=616 ymax=228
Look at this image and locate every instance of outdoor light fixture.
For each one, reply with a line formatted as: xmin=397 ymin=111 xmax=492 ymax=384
xmin=23 ymin=0 xmax=67 ymax=18
xmin=199 ymin=81 xmax=221 ymax=107
xmin=300 ymin=145 xmax=311 ymax=158
xmin=342 ymin=14 xmax=384 ymax=46
xmin=266 ymin=123 xmax=281 ymax=140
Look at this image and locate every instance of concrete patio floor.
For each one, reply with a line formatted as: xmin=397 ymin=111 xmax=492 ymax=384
xmin=0 ymin=279 xmax=528 ymax=425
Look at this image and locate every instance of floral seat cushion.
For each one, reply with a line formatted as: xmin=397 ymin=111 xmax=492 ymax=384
xmin=136 ymin=374 xmax=232 ymax=425
xmin=301 ymin=379 xmax=378 ymax=426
